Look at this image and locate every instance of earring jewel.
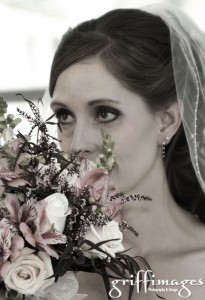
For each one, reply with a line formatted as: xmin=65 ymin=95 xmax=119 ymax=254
xmin=162 ymin=136 xmax=170 ymax=159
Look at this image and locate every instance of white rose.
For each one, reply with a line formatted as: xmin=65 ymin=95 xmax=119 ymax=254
xmin=44 ymin=193 xmax=71 ymax=233
xmin=1 ymin=248 xmax=54 ymax=296
xmin=82 ymin=220 xmax=124 ymax=259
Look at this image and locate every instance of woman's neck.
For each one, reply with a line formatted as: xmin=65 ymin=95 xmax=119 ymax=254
xmin=121 ymin=157 xmax=204 ymax=258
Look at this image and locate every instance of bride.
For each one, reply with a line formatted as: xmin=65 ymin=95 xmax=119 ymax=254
xmin=48 ymin=5 xmax=205 ymax=300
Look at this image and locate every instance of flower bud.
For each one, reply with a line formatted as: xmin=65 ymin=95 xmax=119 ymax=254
xmin=100 ymin=206 xmax=108 ymax=213
xmin=37 ymin=155 xmax=46 ymax=164
xmin=91 ymin=205 xmax=97 ymax=212
xmin=88 ymin=196 xmax=96 ymax=204
xmin=6 ymin=114 xmax=14 ymax=122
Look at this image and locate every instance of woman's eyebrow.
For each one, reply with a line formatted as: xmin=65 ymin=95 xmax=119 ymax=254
xmin=50 ymin=98 xmax=120 ymax=109
xmin=88 ymin=98 xmax=121 ymax=106
xmin=50 ymin=101 xmax=68 ymax=109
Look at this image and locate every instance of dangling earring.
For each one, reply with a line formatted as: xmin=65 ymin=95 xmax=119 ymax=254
xmin=162 ymin=136 xmax=170 ymax=159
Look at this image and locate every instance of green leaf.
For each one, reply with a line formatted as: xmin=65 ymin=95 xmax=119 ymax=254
xmin=8 ymin=290 xmax=23 ymax=300
xmin=0 ymin=96 xmax=8 ymax=115
xmin=9 ymin=117 xmax=22 ymax=129
xmin=7 ymin=289 xmax=19 ymax=298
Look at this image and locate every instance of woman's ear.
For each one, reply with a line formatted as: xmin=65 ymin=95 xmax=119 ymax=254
xmin=155 ymin=101 xmax=182 ymax=145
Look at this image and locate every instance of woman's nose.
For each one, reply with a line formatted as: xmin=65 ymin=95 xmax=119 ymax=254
xmin=69 ymin=121 xmax=99 ymax=158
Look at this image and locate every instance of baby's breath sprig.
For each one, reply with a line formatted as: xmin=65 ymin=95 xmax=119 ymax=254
xmin=119 ymin=220 xmax=139 ymax=237
xmin=110 ymin=192 xmax=152 ymax=204
xmin=95 ymin=128 xmax=115 ymax=172
xmin=122 ymin=194 xmax=152 ymax=203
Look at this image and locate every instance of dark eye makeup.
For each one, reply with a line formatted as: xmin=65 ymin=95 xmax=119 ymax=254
xmin=54 ymin=105 xmax=120 ymax=125
xmin=55 ymin=109 xmax=74 ymax=124
xmin=95 ymin=106 xmax=120 ymax=123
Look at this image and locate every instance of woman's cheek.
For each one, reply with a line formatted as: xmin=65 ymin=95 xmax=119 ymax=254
xmin=58 ymin=130 xmax=73 ymax=153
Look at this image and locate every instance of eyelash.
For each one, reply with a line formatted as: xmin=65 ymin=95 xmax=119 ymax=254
xmin=55 ymin=106 xmax=120 ymax=124
xmin=55 ymin=109 xmax=74 ymax=124
xmin=95 ymin=106 xmax=120 ymax=123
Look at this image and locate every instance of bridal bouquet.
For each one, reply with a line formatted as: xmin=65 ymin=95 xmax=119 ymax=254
xmin=0 ymin=95 xmax=153 ymax=300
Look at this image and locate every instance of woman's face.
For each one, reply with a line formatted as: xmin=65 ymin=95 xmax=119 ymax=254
xmin=51 ymin=58 xmax=161 ymax=194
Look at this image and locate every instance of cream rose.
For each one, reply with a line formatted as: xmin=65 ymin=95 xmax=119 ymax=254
xmin=1 ymin=248 xmax=54 ymax=296
xmin=44 ymin=193 xmax=71 ymax=233
xmin=82 ymin=220 xmax=124 ymax=259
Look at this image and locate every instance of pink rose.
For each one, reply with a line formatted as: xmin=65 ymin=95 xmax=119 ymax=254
xmin=1 ymin=248 xmax=54 ymax=296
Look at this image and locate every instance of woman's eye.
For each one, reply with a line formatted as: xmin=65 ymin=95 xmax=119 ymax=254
xmin=55 ymin=109 xmax=74 ymax=124
xmin=95 ymin=106 xmax=119 ymax=123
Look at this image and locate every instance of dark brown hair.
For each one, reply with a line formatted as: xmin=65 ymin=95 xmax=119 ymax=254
xmin=49 ymin=9 xmax=205 ymax=222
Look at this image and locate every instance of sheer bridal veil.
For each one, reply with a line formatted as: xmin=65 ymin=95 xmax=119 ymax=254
xmin=144 ymin=4 xmax=205 ymax=194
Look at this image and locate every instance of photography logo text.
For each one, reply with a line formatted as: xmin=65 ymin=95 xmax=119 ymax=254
xmin=109 ymin=270 xmax=203 ymax=298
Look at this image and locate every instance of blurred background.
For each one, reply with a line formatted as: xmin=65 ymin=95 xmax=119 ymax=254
xmin=0 ymin=0 xmax=205 ymax=132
